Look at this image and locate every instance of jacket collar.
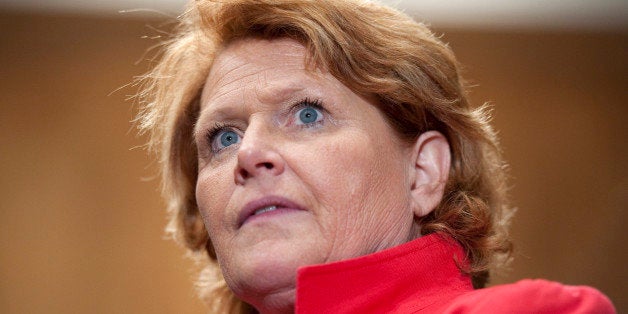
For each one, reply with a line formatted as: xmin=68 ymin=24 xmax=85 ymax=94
xmin=295 ymin=234 xmax=473 ymax=313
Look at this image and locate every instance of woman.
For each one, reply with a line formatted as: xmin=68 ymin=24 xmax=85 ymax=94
xmin=137 ymin=0 xmax=615 ymax=313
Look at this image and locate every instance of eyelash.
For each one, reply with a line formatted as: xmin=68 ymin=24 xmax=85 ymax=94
xmin=295 ymin=97 xmax=323 ymax=110
xmin=203 ymin=97 xmax=327 ymax=153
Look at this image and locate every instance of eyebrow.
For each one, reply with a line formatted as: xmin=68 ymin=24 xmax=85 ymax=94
xmin=193 ymin=82 xmax=310 ymax=140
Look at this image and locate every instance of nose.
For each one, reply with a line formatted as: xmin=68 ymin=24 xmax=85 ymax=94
xmin=234 ymin=123 xmax=285 ymax=185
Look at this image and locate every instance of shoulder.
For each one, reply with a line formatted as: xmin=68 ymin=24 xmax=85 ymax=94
xmin=441 ymin=279 xmax=616 ymax=313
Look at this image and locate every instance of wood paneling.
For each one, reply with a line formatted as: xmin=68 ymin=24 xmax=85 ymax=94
xmin=0 ymin=12 xmax=206 ymax=314
xmin=441 ymin=29 xmax=627 ymax=310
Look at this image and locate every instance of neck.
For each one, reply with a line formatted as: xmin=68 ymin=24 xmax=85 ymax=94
xmin=250 ymin=287 xmax=295 ymax=314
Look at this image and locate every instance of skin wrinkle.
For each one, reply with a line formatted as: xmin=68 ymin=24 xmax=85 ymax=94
xmin=312 ymin=105 xmax=406 ymax=259
xmin=194 ymin=38 xmax=449 ymax=313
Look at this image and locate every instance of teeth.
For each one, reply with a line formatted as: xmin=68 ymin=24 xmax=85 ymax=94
xmin=254 ymin=205 xmax=278 ymax=216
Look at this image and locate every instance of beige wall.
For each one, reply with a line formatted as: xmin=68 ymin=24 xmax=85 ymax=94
xmin=0 ymin=13 xmax=625 ymax=313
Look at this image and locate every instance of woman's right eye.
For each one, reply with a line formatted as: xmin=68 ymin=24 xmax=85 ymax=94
xmin=210 ymin=129 xmax=242 ymax=152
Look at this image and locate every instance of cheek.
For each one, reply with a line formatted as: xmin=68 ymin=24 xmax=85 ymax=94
xmin=196 ymin=162 xmax=235 ymax=231
xmin=308 ymin=128 xmax=410 ymax=211
xmin=293 ymin=130 xmax=397 ymax=208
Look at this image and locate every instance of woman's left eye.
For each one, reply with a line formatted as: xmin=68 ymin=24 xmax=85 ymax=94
xmin=295 ymin=106 xmax=323 ymax=125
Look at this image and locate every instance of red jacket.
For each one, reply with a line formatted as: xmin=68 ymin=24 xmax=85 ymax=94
xmin=295 ymin=234 xmax=615 ymax=313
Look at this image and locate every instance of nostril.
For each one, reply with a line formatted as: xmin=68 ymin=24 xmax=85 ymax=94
xmin=236 ymin=162 xmax=275 ymax=184
xmin=239 ymin=168 xmax=250 ymax=180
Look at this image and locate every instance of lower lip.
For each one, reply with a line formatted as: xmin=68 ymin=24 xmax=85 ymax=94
xmin=243 ymin=207 xmax=303 ymax=226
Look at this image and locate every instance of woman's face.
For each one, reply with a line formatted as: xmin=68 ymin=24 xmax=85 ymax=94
xmin=195 ymin=38 xmax=418 ymax=310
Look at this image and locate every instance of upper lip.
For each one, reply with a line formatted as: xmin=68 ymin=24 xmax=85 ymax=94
xmin=237 ymin=195 xmax=306 ymax=227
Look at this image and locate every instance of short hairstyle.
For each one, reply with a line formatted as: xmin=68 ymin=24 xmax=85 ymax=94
xmin=136 ymin=0 xmax=513 ymax=312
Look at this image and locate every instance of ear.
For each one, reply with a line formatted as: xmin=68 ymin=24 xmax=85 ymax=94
xmin=409 ymin=131 xmax=451 ymax=217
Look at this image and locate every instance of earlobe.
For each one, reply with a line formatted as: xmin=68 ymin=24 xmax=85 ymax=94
xmin=409 ymin=131 xmax=451 ymax=217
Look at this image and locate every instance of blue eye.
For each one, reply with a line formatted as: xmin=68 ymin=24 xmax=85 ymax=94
xmin=220 ymin=131 xmax=239 ymax=147
xmin=297 ymin=106 xmax=323 ymax=125
xmin=211 ymin=129 xmax=241 ymax=152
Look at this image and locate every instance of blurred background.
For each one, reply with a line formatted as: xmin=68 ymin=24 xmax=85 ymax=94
xmin=0 ymin=0 xmax=626 ymax=313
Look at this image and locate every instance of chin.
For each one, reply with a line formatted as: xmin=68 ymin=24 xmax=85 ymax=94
xmin=222 ymin=249 xmax=304 ymax=313
xmin=221 ymin=239 xmax=314 ymax=296
xmin=220 ymin=219 xmax=322 ymax=290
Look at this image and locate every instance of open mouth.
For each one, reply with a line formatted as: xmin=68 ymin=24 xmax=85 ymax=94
xmin=238 ymin=196 xmax=305 ymax=227
xmin=253 ymin=205 xmax=278 ymax=215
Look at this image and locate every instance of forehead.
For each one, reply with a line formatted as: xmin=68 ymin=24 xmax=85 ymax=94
xmin=200 ymin=37 xmax=317 ymax=107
